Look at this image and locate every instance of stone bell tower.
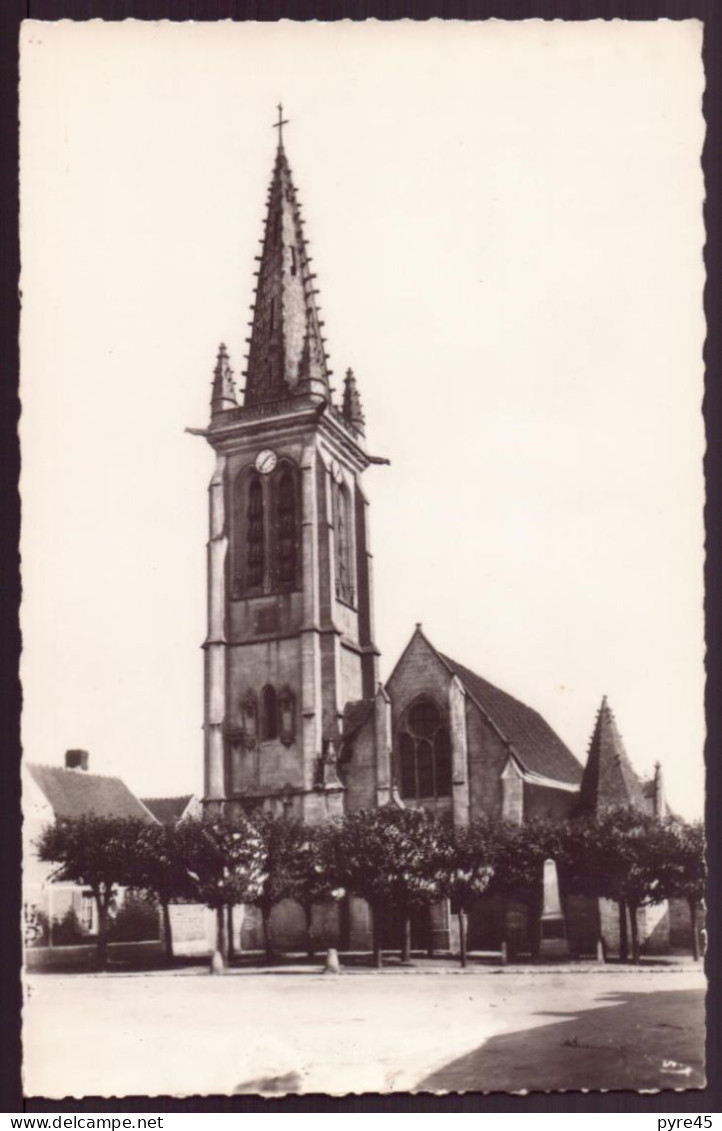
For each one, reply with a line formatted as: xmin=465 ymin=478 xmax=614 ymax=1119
xmin=198 ymin=111 xmax=380 ymax=822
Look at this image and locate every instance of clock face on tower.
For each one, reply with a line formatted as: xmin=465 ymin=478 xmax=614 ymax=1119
xmin=255 ymin=449 xmax=278 ymax=475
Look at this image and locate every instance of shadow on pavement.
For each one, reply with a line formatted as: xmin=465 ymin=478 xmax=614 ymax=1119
xmin=417 ymin=988 xmax=706 ymax=1095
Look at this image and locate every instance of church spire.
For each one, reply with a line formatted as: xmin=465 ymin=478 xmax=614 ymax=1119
xmin=342 ymin=368 xmax=365 ymax=435
xmin=242 ymin=111 xmax=331 ymax=408
xmin=210 ymin=342 xmax=237 ymax=419
xmin=578 ymin=696 xmax=645 ymax=814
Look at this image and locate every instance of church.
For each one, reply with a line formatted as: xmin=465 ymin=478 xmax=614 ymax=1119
xmin=195 ymin=115 xmax=678 ymax=959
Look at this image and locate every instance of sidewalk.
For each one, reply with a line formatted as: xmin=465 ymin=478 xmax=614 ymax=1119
xmin=28 ymin=950 xmax=703 ymax=977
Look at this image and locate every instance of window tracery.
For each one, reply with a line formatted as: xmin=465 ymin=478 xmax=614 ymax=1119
xmin=334 ymin=481 xmax=355 ymax=606
xmin=275 ymin=467 xmax=297 ymax=589
xmin=232 ymin=460 xmax=300 ymax=597
xmin=246 ymin=474 xmax=265 ymax=589
xmin=396 ymin=697 xmax=452 ymax=800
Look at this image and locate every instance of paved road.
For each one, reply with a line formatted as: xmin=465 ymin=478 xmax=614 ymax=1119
xmin=23 ymin=968 xmax=705 ymax=1098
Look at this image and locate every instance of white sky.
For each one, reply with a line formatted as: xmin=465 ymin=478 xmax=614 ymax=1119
xmin=20 ymin=20 xmax=706 ymax=818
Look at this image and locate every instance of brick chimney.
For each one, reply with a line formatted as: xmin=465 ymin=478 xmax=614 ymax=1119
xmin=65 ymin=749 xmax=89 ymax=771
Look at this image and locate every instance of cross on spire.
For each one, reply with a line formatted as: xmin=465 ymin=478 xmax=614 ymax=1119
xmin=273 ymin=103 xmax=289 ymax=148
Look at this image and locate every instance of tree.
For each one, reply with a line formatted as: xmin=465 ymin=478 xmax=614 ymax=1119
xmin=334 ymin=808 xmax=445 ymax=967
xmin=127 ymin=821 xmax=194 ymax=963
xmin=488 ymin=818 xmax=567 ymax=960
xmin=239 ymin=813 xmax=310 ymax=963
xmin=437 ymin=820 xmax=494 ymax=967
xmin=561 ymin=808 xmax=678 ymax=963
xmin=646 ymin=818 xmax=706 ymax=960
xmin=36 ymin=815 xmax=151 ymax=970
xmin=180 ymin=814 xmax=264 ymax=971
xmin=287 ymin=822 xmax=345 ymax=959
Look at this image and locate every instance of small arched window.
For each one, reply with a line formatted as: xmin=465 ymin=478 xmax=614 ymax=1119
xmin=278 ymin=685 xmax=296 ymax=746
xmin=396 ymin=697 xmax=452 ymax=800
xmin=261 ymin=685 xmax=278 ymax=741
xmin=241 ymin=690 xmax=258 ymax=748
xmin=334 ymin=481 xmax=354 ymax=606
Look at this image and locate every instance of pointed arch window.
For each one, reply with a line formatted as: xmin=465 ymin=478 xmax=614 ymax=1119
xmin=334 ymin=481 xmax=355 ymax=606
xmin=232 ymin=460 xmax=300 ymax=598
xmin=278 ymin=685 xmax=296 ymax=746
xmin=274 ymin=465 xmax=298 ymax=589
xmin=396 ymin=697 xmax=452 ymax=800
xmin=261 ymin=685 xmax=278 ymax=741
xmin=246 ymin=474 xmax=265 ymax=589
xmin=241 ymin=690 xmax=258 ymax=749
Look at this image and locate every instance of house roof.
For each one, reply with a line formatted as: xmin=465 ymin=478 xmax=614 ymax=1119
xmin=342 ymin=698 xmax=375 ymax=740
xmin=141 ymin=795 xmax=195 ymax=825
xmin=26 ymin=764 xmax=156 ymax=823
xmin=577 ymin=697 xmax=647 ymax=813
xmin=434 ymin=646 xmax=583 ymax=787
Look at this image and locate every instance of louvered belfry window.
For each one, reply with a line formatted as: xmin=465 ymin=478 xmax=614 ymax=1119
xmin=246 ymin=474 xmax=265 ymax=589
xmin=397 ymin=698 xmax=452 ymax=800
xmin=334 ymin=482 xmax=355 ymax=606
xmin=276 ymin=467 xmax=297 ymax=588
xmin=233 ymin=461 xmax=300 ymax=597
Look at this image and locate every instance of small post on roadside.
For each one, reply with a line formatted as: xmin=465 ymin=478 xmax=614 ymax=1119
xmin=500 ymin=941 xmax=507 ymax=967
xmin=324 ymin=947 xmax=340 ymax=975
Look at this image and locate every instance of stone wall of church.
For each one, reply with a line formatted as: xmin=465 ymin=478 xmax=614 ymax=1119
xmin=239 ymin=898 xmax=341 ymax=953
xmin=466 ymin=706 xmax=508 ymax=819
xmin=343 ymin=715 xmax=379 ymax=812
xmin=523 ymin=781 xmax=577 ymax=821
xmin=226 ymin=636 xmax=305 ymax=794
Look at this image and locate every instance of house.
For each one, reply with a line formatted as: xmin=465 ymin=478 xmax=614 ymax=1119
xmin=23 ymin=749 xmax=156 ymax=948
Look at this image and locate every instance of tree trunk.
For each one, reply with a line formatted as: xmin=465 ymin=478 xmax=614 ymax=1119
xmin=226 ymin=904 xmax=234 ymax=963
xmin=400 ymin=908 xmax=411 ymax=963
xmin=458 ymin=908 xmax=468 ymax=969
xmin=426 ymin=909 xmax=434 ymax=959
xmin=618 ymin=900 xmax=628 ymax=961
xmin=303 ymin=902 xmax=315 ymax=959
xmin=629 ymin=903 xmax=640 ymax=964
xmin=95 ymin=891 xmax=109 ymax=971
xmin=371 ymin=904 xmax=383 ymax=969
xmin=261 ymin=906 xmax=274 ymax=964
xmin=211 ymin=904 xmax=228 ymax=972
xmin=161 ymin=900 xmax=174 ymax=963
xmin=689 ymin=898 xmax=699 ymax=961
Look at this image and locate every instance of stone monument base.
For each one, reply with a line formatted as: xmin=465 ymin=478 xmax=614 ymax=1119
xmin=539 ymin=936 xmax=571 ymax=960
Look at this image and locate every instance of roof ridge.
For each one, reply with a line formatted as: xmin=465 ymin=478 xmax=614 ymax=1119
xmin=141 ymin=793 xmax=194 ymax=803
xmin=27 ymin=762 xmax=127 ymax=783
